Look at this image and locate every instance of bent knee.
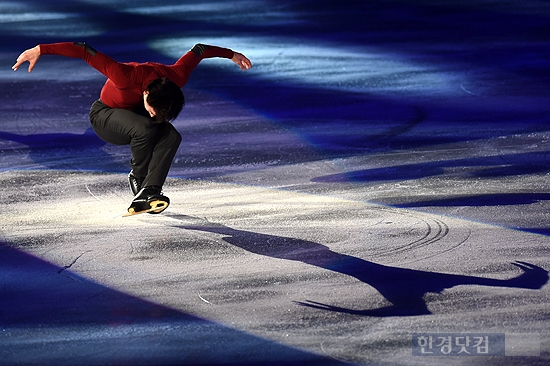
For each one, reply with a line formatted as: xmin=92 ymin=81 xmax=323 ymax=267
xmin=165 ymin=126 xmax=182 ymax=145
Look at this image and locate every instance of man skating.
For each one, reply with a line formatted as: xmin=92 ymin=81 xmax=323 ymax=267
xmin=12 ymin=42 xmax=252 ymax=215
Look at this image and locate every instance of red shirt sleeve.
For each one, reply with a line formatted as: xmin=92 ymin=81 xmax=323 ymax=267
xmin=166 ymin=44 xmax=235 ymax=87
xmin=39 ymin=42 xmax=136 ymax=89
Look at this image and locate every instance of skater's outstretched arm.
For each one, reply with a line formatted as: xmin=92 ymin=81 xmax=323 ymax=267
xmin=187 ymin=43 xmax=252 ymax=70
xmin=169 ymin=44 xmax=252 ymax=87
xmin=13 ymin=42 xmax=136 ymax=88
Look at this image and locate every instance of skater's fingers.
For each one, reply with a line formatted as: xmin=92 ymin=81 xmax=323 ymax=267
xmin=240 ymin=56 xmax=252 ymax=70
xmin=27 ymin=60 xmax=37 ymax=73
xmin=12 ymin=61 xmax=31 ymax=73
xmin=12 ymin=60 xmax=32 ymax=73
xmin=11 ymin=61 xmax=20 ymax=71
xmin=12 ymin=56 xmax=25 ymax=72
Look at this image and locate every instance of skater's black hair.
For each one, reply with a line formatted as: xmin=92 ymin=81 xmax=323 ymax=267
xmin=145 ymin=78 xmax=185 ymax=123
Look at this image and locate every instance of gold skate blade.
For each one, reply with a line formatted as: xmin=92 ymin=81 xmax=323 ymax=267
xmin=123 ymin=200 xmax=169 ymax=217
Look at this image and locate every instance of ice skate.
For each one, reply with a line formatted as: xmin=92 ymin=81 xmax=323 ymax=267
xmin=124 ymin=186 xmax=169 ymax=216
xmin=128 ymin=170 xmax=144 ymax=196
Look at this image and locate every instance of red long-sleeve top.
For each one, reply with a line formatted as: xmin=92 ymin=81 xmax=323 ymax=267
xmin=39 ymin=42 xmax=234 ymax=110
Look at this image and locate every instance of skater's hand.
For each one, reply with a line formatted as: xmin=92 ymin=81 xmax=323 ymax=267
xmin=12 ymin=46 xmax=41 ymax=72
xmin=231 ymin=52 xmax=252 ymax=71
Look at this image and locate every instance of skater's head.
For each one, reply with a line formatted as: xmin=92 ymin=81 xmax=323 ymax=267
xmin=143 ymin=78 xmax=185 ymax=123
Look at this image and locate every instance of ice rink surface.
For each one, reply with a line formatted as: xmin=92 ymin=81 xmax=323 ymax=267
xmin=1 ymin=1 xmax=549 ymax=365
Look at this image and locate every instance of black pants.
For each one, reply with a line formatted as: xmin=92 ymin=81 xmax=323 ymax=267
xmin=89 ymin=99 xmax=182 ymax=189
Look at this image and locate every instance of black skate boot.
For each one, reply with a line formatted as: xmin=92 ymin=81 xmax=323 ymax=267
xmin=128 ymin=171 xmax=144 ymax=196
xmin=127 ymin=186 xmax=169 ymax=215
